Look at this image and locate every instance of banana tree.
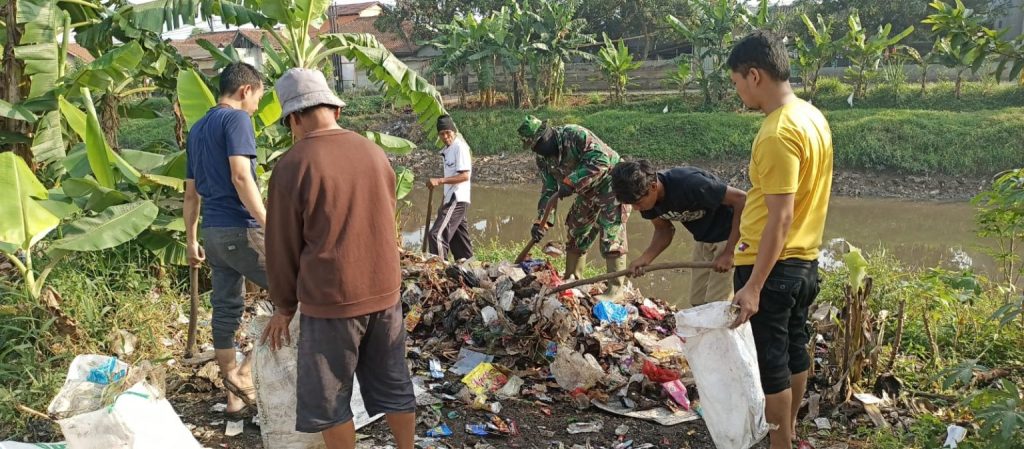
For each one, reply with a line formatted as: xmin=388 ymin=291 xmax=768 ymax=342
xmin=57 ymin=85 xmax=189 ymax=267
xmin=667 ymin=0 xmax=768 ymax=107
xmin=596 ymin=33 xmax=642 ymax=103
xmin=530 ymin=0 xmax=594 ymax=106
xmin=0 ymin=0 xmax=72 ymax=167
xmin=843 ymin=12 xmax=914 ymax=100
xmin=0 ymin=151 xmax=158 ymax=300
xmin=795 ymin=13 xmax=846 ymax=101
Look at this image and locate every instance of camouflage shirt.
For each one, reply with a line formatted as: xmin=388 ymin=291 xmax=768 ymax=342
xmin=535 ymin=124 xmax=621 ymax=219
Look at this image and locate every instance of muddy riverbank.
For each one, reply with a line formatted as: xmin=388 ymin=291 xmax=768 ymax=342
xmin=394 ymin=150 xmax=992 ymax=202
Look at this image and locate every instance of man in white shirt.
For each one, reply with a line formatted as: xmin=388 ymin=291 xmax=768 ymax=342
xmin=426 ymin=115 xmax=473 ymax=261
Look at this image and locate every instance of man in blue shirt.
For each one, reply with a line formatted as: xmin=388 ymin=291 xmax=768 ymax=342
xmin=184 ymin=62 xmax=267 ymax=416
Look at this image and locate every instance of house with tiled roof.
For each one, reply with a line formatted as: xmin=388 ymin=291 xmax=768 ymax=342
xmin=171 ymin=29 xmax=278 ymax=75
xmin=169 ymin=1 xmax=443 ymax=91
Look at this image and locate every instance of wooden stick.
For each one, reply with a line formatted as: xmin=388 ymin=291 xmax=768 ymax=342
xmin=185 ymin=266 xmax=199 ymax=359
xmin=421 ymin=187 xmax=435 ymax=253
xmin=16 ymin=404 xmax=52 ymax=421
xmin=548 ymin=261 xmax=715 ymax=294
xmin=514 ymin=196 xmax=560 ymax=264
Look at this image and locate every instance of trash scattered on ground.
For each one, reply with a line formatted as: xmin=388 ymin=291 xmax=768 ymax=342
xmin=397 ymin=253 xmax=699 ymax=436
xmin=814 ymin=417 xmax=832 ymax=430
xmin=225 ymin=420 xmax=244 ymax=437
xmin=566 ymin=421 xmax=603 ymax=434
xmin=425 ymin=423 xmax=453 ymax=437
xmin=210 ymin=403 xmax=227 ymax=413
xmin=943 ymin=424 xmax=967 ymax=448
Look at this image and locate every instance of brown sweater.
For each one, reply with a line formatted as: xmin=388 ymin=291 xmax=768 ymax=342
xmin=265 ymin=128 xmax=400 ymax=318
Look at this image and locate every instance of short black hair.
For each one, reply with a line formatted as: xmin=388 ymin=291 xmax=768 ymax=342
xmin=727 ymin=30 xmax=790 ymax=81
xmin=219 ymin=62 xmax=263 ymax=96
xmin=611 ymin=160 xmax=658 ymax=204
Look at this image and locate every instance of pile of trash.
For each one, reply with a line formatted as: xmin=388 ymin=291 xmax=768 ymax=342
xmin=399 ymin=252 xmax=700 ymax=429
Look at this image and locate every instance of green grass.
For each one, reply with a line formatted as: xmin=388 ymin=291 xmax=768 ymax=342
xmin=0 ymin=245 xmax=190 ymax=439
xmin=451 ymin=106 xmax=1024 ymax=176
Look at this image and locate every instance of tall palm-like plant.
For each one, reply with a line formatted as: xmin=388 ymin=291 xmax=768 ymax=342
xmin=596 ymin=33 xmax=642 ymax=103
xmin=530 ymin=0 xmax=594 ymax=105
xmin=667 ymin=0 xmax=768 ymax=107
xmin=795 ymin=13 xmax=846 ymax=101
xmin=843 ymin=12 xmax=914 ymax=100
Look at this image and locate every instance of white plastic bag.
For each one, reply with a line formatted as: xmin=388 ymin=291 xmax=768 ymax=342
xmin=675 ymin=302 xmax=768 ymax=449
xmin=250 ymin=312 xmax=390 ymax=449
xmin=44 ymin=354 xmax=200 ymax=449
xmin=56 ymin=381 xmax=202 ymax=449
xmin=0 ymin=443 xmax=66 ymax=449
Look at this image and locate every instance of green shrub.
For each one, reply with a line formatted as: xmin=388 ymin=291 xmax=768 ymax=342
xmin=813 ymin=76 xmax=849 ymax=98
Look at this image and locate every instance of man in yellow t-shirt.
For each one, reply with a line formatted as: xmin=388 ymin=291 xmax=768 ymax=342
xmin=728 ymin=30 xmax=833 ymax=449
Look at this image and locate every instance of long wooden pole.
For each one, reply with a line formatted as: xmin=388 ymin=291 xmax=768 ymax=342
xmin=514 ymin=196 xmax=560 ymax=263
xmin=185 ymin=266 xmax=199 ymax=358
xmin=421 ymin=187 xmax=435 ymax=253
xmin=548 ymin=261 xmax=715 ymax=294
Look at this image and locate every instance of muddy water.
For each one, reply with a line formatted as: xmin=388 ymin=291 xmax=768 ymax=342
xmin=401 ymin=185 xmax=991 ymax=305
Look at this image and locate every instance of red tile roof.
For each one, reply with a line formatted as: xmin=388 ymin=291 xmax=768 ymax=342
xmin=318 ymin=16 xmax=420 ymax=56
xmin=328 ymin=2 xmax=381 ymax=17
xmin=67 ymin=43 xmax=95 ymax=63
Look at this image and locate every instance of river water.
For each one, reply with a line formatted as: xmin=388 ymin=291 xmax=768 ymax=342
xmin=400 ymin=185 xmax=990 ymax=303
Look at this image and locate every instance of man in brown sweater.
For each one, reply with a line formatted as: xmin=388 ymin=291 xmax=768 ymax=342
xmin=261 ymin=68 xmax=415 ymax=449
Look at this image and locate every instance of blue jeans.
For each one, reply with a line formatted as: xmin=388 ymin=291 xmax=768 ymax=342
xmin=202 ymin=227 xmax=269 ymax=349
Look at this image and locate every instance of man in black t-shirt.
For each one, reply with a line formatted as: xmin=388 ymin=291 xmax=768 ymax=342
xmin=611 ymin=160 xmax=747 ymax=308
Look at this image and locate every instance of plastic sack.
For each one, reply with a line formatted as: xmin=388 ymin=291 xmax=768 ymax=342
xmin=675 ymin=302 xmax=768 ymax=449
xmin=0 ymin=443 xmax=66 ymax=449
xmin=55 ymin=381 xmax=202 ymax=449
xmin=251 ymin=311 xmax=414 ymax=449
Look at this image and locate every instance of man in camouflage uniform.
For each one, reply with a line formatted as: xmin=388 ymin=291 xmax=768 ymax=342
xmin=517 ymin=115 xmax=631 ymax=301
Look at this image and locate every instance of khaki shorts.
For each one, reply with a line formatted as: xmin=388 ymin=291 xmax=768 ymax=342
xmin=295 ymin=302 xmax=416 ymax=433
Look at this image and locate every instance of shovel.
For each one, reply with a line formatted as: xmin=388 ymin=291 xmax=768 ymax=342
xmin=185 ymin=266 xmax=199 ymax=359
xmin=514 ymin=196 xmax=559 ymax=264
xmin=421 ymin=186 xmax=436 ymax=253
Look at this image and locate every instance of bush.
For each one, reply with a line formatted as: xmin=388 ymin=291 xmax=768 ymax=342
xmin=813 ymin=76 xmax=850 ymax=98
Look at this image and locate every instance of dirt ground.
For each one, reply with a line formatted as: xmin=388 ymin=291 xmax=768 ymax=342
xmin=172 ymin=386 xmax=727 ymax=449
xmin=395 ymin=150 xmax=990 ymax=202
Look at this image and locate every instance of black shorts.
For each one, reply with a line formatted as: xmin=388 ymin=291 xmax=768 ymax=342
xmin=295 ymin=302 xmax=416 ymax=433
xmin=734 ymin=259 xmax=820 ymax=395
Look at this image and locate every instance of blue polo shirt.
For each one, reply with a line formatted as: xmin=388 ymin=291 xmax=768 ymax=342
xmin=185 ymin=106 xmax=260 ymax=228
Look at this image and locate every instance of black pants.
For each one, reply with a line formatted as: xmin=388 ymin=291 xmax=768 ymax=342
xmin=428 ymin=200 xmax=473 ymax=261
xmin=734 ymin=259 xmax=820 ymax=395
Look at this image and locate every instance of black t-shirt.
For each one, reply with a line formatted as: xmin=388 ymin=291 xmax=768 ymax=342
xmin=640 ymin=167 xmax=733 ymax=243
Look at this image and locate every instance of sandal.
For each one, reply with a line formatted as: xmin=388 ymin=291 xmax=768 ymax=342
xmin=222 ymin=376 xmax=257 ymax=409
xmin=796 ymin=440 xmax=815 ymax=449
xmin=225 ymin=404 xmax=254 ymax=419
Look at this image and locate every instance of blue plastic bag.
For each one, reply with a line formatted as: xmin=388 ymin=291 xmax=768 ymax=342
xmin=593 ymin=301 xmax=629 ymax=324
xmin=86 ymin=357 xmax=126 ymax=385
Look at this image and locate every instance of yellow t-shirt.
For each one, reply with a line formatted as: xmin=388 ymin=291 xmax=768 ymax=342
xmin=735 ymin=98 xmax=833 ymax=265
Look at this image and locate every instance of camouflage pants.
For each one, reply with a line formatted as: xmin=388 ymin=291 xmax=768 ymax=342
xmin=565 ymin=189 xmax=630 ymax=257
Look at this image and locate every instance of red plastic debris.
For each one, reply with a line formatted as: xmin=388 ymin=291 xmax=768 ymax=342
xmin=642 ymin=360 xmax=680 ymax=383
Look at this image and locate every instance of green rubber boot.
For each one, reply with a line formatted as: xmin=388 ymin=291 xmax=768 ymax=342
xmin=564 ymin=251 xmax=587 ymax=281
xmin=595 ymin=254 xmax=629 ymax=302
